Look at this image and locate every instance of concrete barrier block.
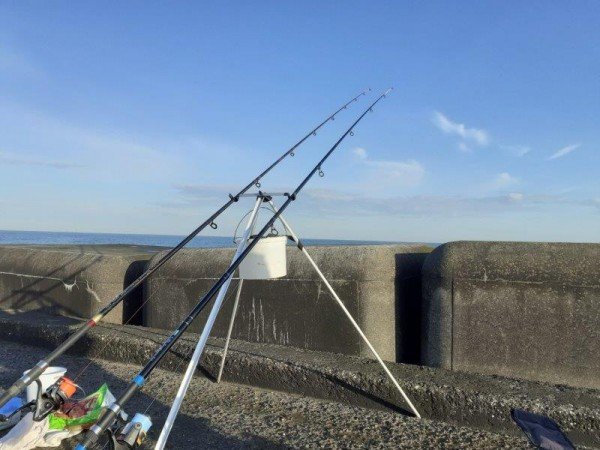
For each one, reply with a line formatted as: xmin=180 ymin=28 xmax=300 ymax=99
xmin=144 ymin=244 xmax=430 ymax=362
xmin=0 ymin=245 xmax=158 ymax=323
xmin=422 ymin=241 xmax=600 ymax=389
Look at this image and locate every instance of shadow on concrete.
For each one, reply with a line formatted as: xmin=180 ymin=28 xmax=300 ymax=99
xmin=0 ymin=246 xmax=150 ymax=325
xmin=59 ymin=315 xmax=414 ymax=419
xmin=394 ymin=252 xmax=428 ymax=365
xmin=0 ymin=350 xmax=286 ymax=449
xmin=197 ymin=344 xmax=413 ymax=417
xmin=63 ymin=360 xmax=287 ymax=449
xmin=121 ymin=259 xmax=149 ymax=326
xmin=0 ymin=247 xmax=96 ymax=317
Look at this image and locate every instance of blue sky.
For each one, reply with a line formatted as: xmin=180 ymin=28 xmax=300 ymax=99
xmin=0 ymin=1 xmax=598 ymax=243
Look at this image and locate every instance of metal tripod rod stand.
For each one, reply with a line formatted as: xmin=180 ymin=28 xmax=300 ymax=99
xmin=216 ymin=278 xmax=244 ymax=383
xmin=154 ymin=196 xmax=263 ymax=450
xmin=216 ymin=199 xmax=422 ymax=419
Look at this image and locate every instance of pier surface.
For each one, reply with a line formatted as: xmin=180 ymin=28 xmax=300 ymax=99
xmin=0 ymin=241 xmax=598 ymax=448
xmin=1 ymin=311 xmax=599 ymax=448
xmin=0 ymin=340 xmax=528 ymax=449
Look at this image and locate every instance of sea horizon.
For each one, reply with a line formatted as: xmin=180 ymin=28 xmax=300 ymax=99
xmin=0 ymin=229 xmax=436 ymax=249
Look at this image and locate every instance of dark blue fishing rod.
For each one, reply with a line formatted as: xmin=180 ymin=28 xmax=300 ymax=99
xmin=0 ymin=89 xmax=369 ymax=411
xmin=76 ymin=87 xmax=393 ymax=450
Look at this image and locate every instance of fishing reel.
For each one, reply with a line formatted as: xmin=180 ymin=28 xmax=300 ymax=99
xmin=105 ymin=413 xmax=152 ymax=450
xmin=0 ymin=376 xmax=77 ymax=423
xmin=34 ymin=376 xmax=78 ymax=421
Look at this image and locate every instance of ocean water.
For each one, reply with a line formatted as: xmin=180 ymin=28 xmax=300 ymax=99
xmin=0 ymin=230 xmax=412 ymax=248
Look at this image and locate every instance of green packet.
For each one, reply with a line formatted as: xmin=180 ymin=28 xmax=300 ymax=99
xmin=48 ymin=383 xmax=109 ymax=430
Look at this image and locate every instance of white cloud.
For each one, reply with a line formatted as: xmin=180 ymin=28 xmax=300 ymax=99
xmin=352 ymin=147 xmax=367 ymax=160
xmin=490 ymin=172 xmax=519 ymax=190
xmin=299 ymin=190 xmax=598 ymax=218
xmin=0 ymin=150 xmax=84 ymax=169
xmin=350 ymin=147 xmax=425 ymax=188
xmin=501 ymin=145 xmax=531 ymax=157
xmin=0 ymin=103 xmax=195 ymax=183
xmin=508 ymin=192 xmax=524 ymax=201
xmin=167 ymin=184 xmax=598 ymax=228
xmin=549 ymin=143 xmax=580 ymax=160
xmin=364 ymin=159 xmax=425 ymax=186
xmin=432 ymin=111 xmax=490 ymax=147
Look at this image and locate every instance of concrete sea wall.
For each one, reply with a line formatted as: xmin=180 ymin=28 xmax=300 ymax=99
xmin=421 ymin=241 xmax=600 ymax=389
xmin=0 ymin=241 xmax=598 ymax=390
xmin=143 ymin=244 xmax=430 ymax=362
xmin=0 ymin=245 xmax=157 ymax=324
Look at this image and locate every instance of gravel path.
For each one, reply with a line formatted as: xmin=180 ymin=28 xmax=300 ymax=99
xmin=0 ymin=340 xmax=531 ymax=449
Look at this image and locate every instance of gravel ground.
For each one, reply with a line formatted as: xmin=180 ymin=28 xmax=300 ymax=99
xmin=0 ymin=340 xmax=532 ymax=449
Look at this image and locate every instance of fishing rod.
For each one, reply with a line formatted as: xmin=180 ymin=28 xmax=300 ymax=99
xmin=75 ymin=88 xmax=393 ymax=450
xmin=0 ymin=90 xmax=369 ymax=411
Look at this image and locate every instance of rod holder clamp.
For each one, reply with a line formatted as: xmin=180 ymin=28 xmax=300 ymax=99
xmin=258 ymin=191 xmax=272 ymax=202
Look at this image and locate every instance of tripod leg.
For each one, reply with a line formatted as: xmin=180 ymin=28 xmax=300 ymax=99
xmin=216 ymin=279 xmax=244 ymax=383
xmin=268 ymin=201 xmax=421 ymax=418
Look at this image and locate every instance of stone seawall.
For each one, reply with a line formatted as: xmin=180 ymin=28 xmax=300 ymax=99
xmin=0 ymin=240 xmax=597 ymax=390
xmin=0 ymin=245 xmax=158 ymax=324
xmin=422 ymin=241 xmax=600 ymax=389
xmin=0 ymin=244 xmax=430 ymax=363
xmin=143 ymin=244 xmax=431 ymax=363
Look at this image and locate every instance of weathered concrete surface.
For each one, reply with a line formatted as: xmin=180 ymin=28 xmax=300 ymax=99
xmin=0 ymin=341 xmax=532 ymax=449
xmin=0 ymin=245 xmax=160 ymax=324
xmin=422 ymin=241 xmax=600 ymax=389
xmin=144 ymin=245 xmax=431 ymax=362
xmin=1 ymin=311 xmax=598 ymax=447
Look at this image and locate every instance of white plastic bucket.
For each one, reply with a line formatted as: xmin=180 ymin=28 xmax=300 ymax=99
xmin=239 ymin=236 xmax=287 ymax=280
xmin=24 ymin=366 xmax=67 ymax=402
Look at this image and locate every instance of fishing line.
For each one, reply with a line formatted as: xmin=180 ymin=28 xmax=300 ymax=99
xmin=69 ymin=285 xmax=163 ymax=384
xmin=71 ymin=258 xmax=243 ymax=385
xmin=77 ymin=88 xmax=393 ymax=449
xmin=95 ymin=281 xmax=242 ymax=450
xmin=0 ymin=89 xmax=369 ymax=409
xmin=141 ymin=282 xmax=241 ymax=415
